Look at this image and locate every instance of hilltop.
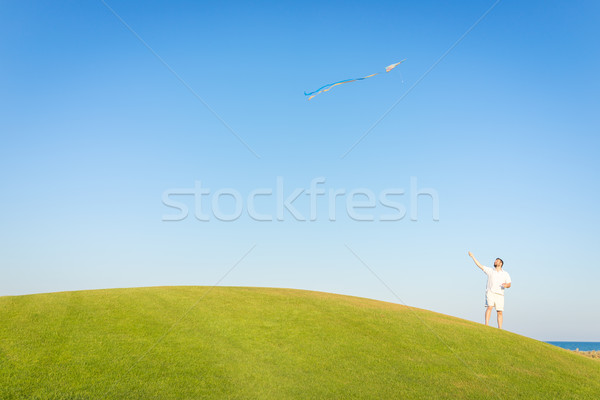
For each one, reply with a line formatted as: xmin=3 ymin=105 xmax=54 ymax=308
xmin=1 ymin=286 xmax=598 ymax=399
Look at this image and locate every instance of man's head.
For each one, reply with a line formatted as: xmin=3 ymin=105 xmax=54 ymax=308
xmin=494 ymin=258 xmax=504 ymax=268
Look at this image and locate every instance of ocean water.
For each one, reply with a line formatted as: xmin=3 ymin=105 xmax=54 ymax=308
xmin=546 ymin=341 xmax=600 ymax=351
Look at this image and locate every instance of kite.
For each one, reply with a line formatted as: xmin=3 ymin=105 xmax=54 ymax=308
xmin=304 ymin=59 xmax=406 ymax=100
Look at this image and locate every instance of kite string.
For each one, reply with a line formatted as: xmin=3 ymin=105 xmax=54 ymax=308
xmin=398 ymin=69 xmax=405 ymax=84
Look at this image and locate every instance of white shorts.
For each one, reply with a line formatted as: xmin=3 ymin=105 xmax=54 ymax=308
xmin=485 ymin=291 xmax=505 ymax=311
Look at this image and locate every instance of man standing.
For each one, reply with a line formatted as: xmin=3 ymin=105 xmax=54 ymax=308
xmin=468 ymin=251 xmax=512 ymax=329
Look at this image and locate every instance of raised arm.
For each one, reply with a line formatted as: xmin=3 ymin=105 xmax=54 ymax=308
xmin=468 ymin=251 xmax=485 ymax=271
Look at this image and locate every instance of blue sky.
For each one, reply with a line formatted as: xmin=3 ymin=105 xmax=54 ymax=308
xmin=1 ymin=0 xmax=599 ymax=341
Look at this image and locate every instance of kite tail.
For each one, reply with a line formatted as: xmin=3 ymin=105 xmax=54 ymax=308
xmin=305 ymin=60 xmax=405 ymax=100
xmin=305 ymin=73 xmax=379 ymax=100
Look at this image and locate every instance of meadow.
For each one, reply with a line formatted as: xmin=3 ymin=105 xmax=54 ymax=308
xmin=1 ymin=286 xmax=598 ymax=399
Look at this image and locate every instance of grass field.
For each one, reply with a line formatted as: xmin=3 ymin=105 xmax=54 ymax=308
xmin=1 ymin=286 xmax=598 ymax=399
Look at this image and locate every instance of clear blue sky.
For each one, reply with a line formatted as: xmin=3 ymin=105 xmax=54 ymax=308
xmin=1 ymin=0 xmax=599 ymax=341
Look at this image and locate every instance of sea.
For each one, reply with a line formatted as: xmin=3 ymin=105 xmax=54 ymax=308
xmin=546 ymin=341 xmax=600 ymax=351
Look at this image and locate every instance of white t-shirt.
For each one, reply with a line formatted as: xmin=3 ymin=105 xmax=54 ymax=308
xmin=482 ymin=266 xmax=511 ymax=295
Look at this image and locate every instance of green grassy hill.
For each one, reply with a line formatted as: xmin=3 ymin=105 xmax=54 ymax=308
xmin=1 ymin=286 xmax=598 ymax=399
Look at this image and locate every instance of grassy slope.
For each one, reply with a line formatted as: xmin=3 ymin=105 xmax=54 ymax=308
xmin=0 ymin=286 xmax=598 ymax=399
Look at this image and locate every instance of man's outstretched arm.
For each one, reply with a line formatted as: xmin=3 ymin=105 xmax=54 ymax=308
xmin=468 ymin=251 xmax=485 ymax=271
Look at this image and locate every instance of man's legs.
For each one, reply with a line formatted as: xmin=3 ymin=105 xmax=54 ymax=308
xmin=497 ymin=311 xmax=503 ymax=329
xmin=485 ymin=306 xmax=493 ymax=326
